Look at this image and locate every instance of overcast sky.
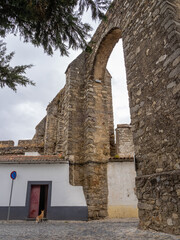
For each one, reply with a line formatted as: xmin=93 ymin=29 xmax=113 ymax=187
xmin=0 ymin=17 xmax=130 ymax=145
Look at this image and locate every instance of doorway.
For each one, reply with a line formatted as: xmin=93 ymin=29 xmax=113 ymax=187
xmin=28 ymin=184 xmax=48 ymax=218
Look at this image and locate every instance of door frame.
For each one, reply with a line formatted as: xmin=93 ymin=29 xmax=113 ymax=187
xmin=26 ymin=181 xmax=52 ymax=219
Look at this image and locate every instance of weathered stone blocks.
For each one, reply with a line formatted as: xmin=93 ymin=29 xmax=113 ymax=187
xmin=116 ymin=124 xmax=134 ymax=158
xmin=0 ymin=0 xmax=179 ymax=235
xmin=136 ymin=170 xmax=180 ymax=235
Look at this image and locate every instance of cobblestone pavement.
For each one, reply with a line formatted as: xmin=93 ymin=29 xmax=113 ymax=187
xmin=0 ymin=219 xmax=179 ymax=240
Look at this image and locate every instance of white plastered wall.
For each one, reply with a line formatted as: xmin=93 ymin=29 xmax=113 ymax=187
xmin=0 ymin=163 xmax=86 ymax=207
xmin=108 ymin=162 xmax=138 ymax=218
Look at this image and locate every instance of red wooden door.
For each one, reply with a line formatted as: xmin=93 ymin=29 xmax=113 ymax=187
xmin=29 ymin=185 xmax=40 ymax=218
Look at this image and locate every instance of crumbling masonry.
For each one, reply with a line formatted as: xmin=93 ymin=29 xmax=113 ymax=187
xmin=0 ymin=0 xmax=179 ymax=235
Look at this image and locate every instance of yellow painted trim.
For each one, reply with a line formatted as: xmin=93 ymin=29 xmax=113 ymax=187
xmin=108 ymin=205 xmax=138 ymax=218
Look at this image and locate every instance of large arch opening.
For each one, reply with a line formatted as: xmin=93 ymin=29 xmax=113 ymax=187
xmin=94 ymin=28 xmax=121 ymax=81
xmin=93 ymin=28 xmax=138 ymax=219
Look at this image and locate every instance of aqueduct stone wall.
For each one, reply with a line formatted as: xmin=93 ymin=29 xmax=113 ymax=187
xmin=63 ymin=0 xmax=179 ymax=234
xmin=1 ymin=0 xmax=179 ymax=235
xmin=34 ymin=0 xmax=179 ymax=234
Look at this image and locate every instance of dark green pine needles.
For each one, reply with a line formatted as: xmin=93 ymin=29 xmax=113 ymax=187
xmin=0 ymin=0 xmax=111 ymax=91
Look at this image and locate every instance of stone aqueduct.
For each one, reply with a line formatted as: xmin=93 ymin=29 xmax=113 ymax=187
xmin=1 ymin=0 xmax=180 ymax=235
xmin=33 ymin=0 xmax=179 ymax=234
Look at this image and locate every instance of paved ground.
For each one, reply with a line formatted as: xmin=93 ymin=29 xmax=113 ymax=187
xmin=0 ymin=219 xmax=179 ymax=240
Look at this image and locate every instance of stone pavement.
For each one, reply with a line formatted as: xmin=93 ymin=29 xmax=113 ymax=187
xmin=0 ymin=219 xmax=179 ymax=240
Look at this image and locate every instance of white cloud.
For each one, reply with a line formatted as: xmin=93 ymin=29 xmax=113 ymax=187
xmin=0 ymin=18 xmax=131 ymax=144
xmin=13 ymin=102 xmax=45 ymax=118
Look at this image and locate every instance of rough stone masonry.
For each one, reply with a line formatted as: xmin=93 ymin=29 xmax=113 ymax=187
xmin=56 ymin=0 xmax=179 ymax=234
xmin=0 ymin=0 xmax=179 ymax=235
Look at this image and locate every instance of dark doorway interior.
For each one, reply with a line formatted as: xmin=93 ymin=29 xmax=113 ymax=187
xmin=39 ymin=185 xmax=48 ymax=217
xmin=29 ymin=185 xmax=48 ymax=218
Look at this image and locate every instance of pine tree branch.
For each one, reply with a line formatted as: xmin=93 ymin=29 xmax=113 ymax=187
xmin=0 ymin=40 xmax=34 ymax=91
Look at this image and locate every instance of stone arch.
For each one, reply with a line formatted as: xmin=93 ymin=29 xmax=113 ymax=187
xmin=31 ymin=0 xmax=180 ymax=234
xmin=93 ymin=28 xmax=121 ymax=80
xmin=91 ymin=25 xmax=139 ymax=218
xmin=81 ymin=0 xmax=179 ymax=234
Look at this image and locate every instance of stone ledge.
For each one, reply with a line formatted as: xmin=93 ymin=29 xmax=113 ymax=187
xmin=69 ymin=157 xmax=134 ymax=165
xmin=116 ymin=124 xmax=132 ymax=128
xmin=18 ymin=140 xmax=44 ymax=147
xmin=109 ymin=158 xmax=134 ymax=162
xmin=69 ymin=160 xmax=108 ymax=165
xmin=0 ymin=145 xmax=44 ymax=156
xmin=0 ymin=155 xmax=67 ymax=164
xmin=0 ymin=141 xmax=14 ymax=147
xmin=136 ymin=169 xmax=180 ymax=179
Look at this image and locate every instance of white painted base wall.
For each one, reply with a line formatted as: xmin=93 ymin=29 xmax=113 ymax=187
xmin=108 ymin=162 xmax=138 ymax=218
xmin=0 ymin=163 xmax=86 ymax=207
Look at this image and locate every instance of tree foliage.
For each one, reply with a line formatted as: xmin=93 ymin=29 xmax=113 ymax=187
xmin=0 ymin=0 xmax=110 ymax=56
xmin=0 ymin=40 xmax=34 ymax=91
xmin=0 ymin=0 xmax=110 ymax=91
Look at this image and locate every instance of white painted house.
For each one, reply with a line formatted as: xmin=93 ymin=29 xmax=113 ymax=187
xmin=0 ymin=124 xmax=138 ymax=220
xmin=0 ymin=155 xmax=88 ymax=220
